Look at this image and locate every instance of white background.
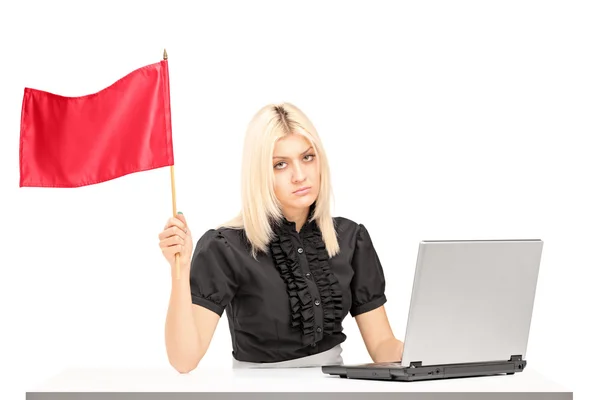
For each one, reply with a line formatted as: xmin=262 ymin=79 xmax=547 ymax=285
xmin=1 ymin=0 xmax=598 ymax=398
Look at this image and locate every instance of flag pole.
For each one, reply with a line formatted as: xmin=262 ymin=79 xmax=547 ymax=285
xmin=164 ymin=48 xmax=180 ymax=280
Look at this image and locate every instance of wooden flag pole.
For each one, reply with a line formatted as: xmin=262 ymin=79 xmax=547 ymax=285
xmin=164 ymin=48 xmax=180 ymax=280
xmin=171 ymin=165 xmax=180 ymax=280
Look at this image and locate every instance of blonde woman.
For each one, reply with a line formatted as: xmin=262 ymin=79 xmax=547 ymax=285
xmin=160 ymin=103 xmax=404 ymax=372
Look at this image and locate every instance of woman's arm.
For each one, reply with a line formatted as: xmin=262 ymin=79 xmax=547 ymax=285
xmin=165 ymin=268 xmax=220 ymax=373
xmin=161 ymin=214 xmax=226 ymax=374
xmin=355 ymin=305 xmax=404 ymax=363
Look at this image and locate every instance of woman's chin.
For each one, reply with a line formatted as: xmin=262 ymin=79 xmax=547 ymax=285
xmin=288 ymin=195 xmax=317 ymax=209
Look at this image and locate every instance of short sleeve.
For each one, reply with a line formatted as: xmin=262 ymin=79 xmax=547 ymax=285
xmin=349 ymin=224 xmax=387 ymax=317
xmin=189 ymin=229 xmax=238 ymax=316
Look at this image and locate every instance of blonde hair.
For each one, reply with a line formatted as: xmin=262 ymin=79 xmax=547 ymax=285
xmin=219 ymin=102 xmax=340 ymax=259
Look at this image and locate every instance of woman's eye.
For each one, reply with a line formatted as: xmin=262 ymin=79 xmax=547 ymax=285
xmin=274 ymin=155 xmax=315 ymax=169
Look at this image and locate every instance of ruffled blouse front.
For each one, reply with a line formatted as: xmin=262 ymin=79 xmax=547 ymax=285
xmin=269 ymin=217 xmax=345 ymax=348
xmin=189 ymin=213 xmax=387 ymax=363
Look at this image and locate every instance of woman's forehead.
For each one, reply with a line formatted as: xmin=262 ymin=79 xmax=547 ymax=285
xmin=273 ymin=134 xmax=313 ymax=157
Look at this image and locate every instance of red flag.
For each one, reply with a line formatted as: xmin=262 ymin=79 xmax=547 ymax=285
xmin=19 ymin=60 xmax=174 ymax=187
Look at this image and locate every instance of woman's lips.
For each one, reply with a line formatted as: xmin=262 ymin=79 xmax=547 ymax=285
xmin=293 ymin=186 xmax=311 ymax=195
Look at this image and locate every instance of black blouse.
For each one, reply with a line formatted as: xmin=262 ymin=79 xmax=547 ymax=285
xmin=189 ymin=211 xmax=387 ymax=363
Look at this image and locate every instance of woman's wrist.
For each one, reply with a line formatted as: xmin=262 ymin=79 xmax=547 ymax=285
xmin=170 ymin=261 xmax=191 ymax=281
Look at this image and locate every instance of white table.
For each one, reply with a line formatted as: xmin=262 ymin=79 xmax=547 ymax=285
xmin=26 ymin=366 xmax=572 ymax=399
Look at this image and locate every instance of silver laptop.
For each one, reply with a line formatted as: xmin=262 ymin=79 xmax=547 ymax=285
xmin=323 ymin=239 xmax=543 ymax=381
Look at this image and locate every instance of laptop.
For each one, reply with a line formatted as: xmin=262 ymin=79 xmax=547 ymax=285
xmin=322 ymin=239 xmax=543 ymax=381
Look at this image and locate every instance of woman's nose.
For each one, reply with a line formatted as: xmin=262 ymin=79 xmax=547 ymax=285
xmin=292 ymin=162 xmax=307 ymax=182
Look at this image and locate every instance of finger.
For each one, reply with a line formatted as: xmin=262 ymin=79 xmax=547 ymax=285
xmin=159 ymin=226 xmax=187 ymax=241
xmin=163 ymin=216 xmax=185 ymax=231
xmin=159 ymin=235 xmax=185 ymax=249
xmin=168 ymin=220 xmax=188 ymax=236
xmin=176 ymin=212 xmax=187 ymax=226
xmin=176 ymin=214 xmax=189 ymax=235
xmin=158 ymin=225 xmax=186 ymax=241
xmin=161 ymin=244 xmax=184 ymax=256
xmin=163 ymin=217 xmax=185 ymax=231
xmin=158 ymin=220 xmax=187 ymax=239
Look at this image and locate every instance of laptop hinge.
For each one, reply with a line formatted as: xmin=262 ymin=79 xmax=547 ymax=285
xmin=409 ymin=356 xmax=522 ymax=368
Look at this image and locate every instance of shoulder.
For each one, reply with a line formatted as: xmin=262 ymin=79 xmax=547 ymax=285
xmin=333 ymin=216 xmax=359 ymax=231
xmin=191 ymin=228 xmax=245 ymax=276
xmin=195 ymin=226 xmax=249 ymax=255
xmin=333 ymin=216 xmax=366 ymax=238
xmin=197 ymin=228 xmax=224 ymax=245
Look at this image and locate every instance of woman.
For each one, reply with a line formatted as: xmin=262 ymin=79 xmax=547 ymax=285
xmin=160 ymin=103 xmax=404 ymax=372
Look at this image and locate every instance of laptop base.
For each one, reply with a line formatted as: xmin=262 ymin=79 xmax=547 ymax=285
xmin=322 ymin=355 xmax=526 ymax=382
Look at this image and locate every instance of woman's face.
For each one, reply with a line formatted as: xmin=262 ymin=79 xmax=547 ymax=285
xmin=272 ymin=134 xmax=320 ymax=213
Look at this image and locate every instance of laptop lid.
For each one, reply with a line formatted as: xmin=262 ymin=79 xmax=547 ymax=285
xmin=400 ymin=239 xmax=543 ymax=368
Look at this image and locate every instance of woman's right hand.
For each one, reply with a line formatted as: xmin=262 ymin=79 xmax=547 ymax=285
xmin=159 ymin=212 xmax=193 ymax=275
